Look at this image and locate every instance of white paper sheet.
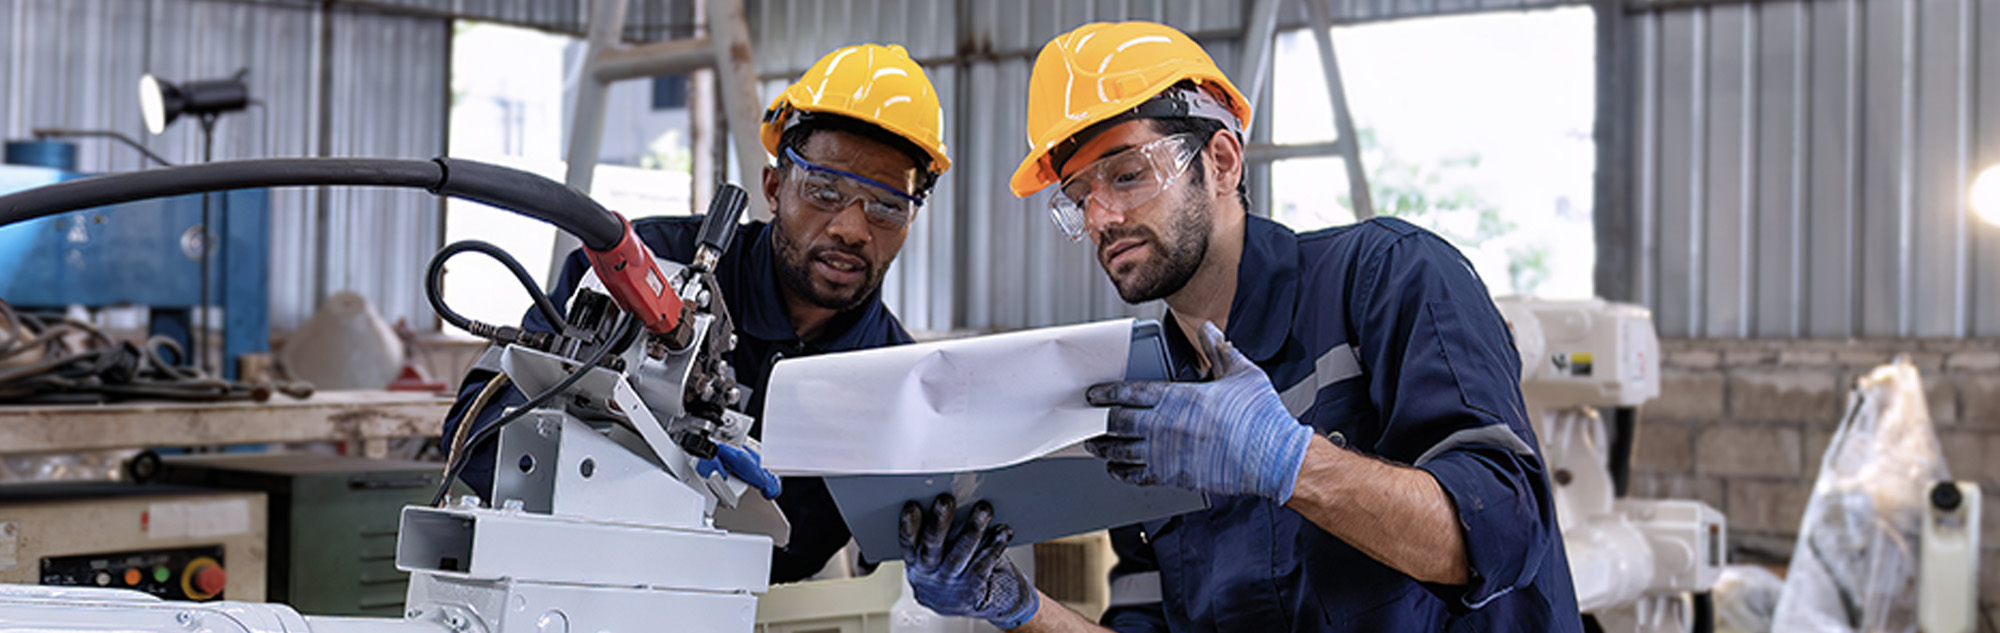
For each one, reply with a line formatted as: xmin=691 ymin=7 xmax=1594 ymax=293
xmin=761 ymin=318 xmax=1134 ymax=474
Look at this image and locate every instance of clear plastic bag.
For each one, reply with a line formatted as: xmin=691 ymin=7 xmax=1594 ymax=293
xmin=1771 ymin=357 xmax=1948 ymax=633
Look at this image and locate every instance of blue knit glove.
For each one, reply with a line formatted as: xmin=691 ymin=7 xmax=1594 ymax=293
xmin=899 ymin=494 xmax=1040 ymax=629
xmin=1085 ymin=321 xmax=1314 ymax=503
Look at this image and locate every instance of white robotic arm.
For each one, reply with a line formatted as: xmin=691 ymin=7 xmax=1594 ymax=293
xmin=1496 ymin=298 xmax=1725 ymax=633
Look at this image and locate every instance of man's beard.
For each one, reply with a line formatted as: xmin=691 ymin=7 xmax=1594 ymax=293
xmin=771 ymin=215 xmax=888 ymax=311
xmin=1099 ymin=183 xmax=1212 ymax=304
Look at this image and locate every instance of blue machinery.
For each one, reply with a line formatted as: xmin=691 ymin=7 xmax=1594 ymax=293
xmin=0 ymin=161 xmax=268 ymax=379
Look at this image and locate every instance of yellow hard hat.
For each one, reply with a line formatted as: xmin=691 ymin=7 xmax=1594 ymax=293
xmin=1010 ymin=21 xmax=1251 ymax=198
xmin=761 ymin=43 xmax=951 ymax=176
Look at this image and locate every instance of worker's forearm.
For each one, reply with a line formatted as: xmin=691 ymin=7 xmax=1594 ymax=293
xmin=1284 ymin=435 xmax=1470 ymax=585
xmin=1007 ymin=589 xmax=1115 ymax=633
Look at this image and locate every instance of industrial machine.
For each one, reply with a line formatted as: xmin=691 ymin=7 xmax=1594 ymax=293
xmin=0 ymin=160 xmax=268 ymax=379
xmin=1496 ymin=297 xmax=1725 ymax=633
xmin=0 ymin=157 xmax=788 ymax=632
xmin=0 ymin=484 xmax=266 ymax=602
xmin=153 ymin=453 xmax=443 ymax=617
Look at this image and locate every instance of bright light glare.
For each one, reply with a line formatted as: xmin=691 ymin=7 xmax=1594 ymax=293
xmin=1974 ymin=165 xmax=2000 ymax=227
xmin=139 ymin=74 xmax=166 ymax=135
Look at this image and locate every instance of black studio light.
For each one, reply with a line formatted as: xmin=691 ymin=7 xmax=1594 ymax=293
xmin=139 ymin=71 xmax=249 ymax=137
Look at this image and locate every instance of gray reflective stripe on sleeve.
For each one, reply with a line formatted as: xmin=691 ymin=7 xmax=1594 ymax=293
xmin=469 ymin=345 xmax=506 ymax=374
xmin=1107 ymin=571 xmax=1162 ymax=607
xmin=1277 ymin=343 xmax=1364 ymax=417
xmin=1413 ymin=424 xmax=1538 ymax=467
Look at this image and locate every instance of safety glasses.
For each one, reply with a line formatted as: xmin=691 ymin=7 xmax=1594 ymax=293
xmin=783 ymin=147 xmax=924 ymax=231
xmin=1047 ymin=133 xmax=1200 ymax=241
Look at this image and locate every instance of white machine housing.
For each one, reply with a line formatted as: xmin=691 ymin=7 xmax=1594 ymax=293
xmin=0 ymin=256 xmax=784 ymax=632
xmin=1496 ymin=297 xmax=1723 ymax=633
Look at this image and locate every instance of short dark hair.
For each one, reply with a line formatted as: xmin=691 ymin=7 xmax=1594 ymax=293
xmin=775 ymin=113 xmax=940 ymax=197
xmin=1145 ymin=116 xmax=1251 ymax=212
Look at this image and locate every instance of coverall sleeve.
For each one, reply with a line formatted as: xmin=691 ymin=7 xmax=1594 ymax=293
xmin=1347 ymin=230 xmax=1559 ymax=611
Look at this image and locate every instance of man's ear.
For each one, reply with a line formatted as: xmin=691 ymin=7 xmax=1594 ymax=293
xmin=762 ymin=165 xmax=783 ymax=216
xmin=1204 ymin=131 xmax=1244 ymax=201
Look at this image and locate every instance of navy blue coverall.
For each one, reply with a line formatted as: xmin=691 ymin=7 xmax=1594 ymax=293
xmin=1100 ymin=215 xmax=1582 ymax=632
xmin=438 ymin=215 xmax=912 ymax=584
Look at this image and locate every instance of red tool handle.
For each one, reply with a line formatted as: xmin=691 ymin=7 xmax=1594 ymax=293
xmin=584 ymin=215 xmax=684 ymax=334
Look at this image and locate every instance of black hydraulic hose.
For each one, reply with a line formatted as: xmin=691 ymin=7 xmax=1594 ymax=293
xmin=432 ymin=158 xmax=623 ymax=250
xmin=426 ymin=240 xmax=571 ymax=335
xmin=0 ymin=157 xmax=627 ymax=251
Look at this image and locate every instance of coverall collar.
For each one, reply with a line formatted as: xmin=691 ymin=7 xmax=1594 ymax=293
xmin=1222 ymin=214 xmax=1301 ymax=363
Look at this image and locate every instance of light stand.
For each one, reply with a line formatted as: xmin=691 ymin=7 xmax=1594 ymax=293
xmin=139 ymin=71 xmax=248 ymax=375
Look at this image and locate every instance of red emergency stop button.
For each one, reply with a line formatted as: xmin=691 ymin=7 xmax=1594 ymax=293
xmin=181 ymin=557 xmax=225 ymax=600
xmin=195 ymin=565 xmax=226 ymax=596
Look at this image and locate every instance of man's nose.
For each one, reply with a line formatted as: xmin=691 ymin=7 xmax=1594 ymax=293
xmin=825 ymin=199 xmax=872 ymax=246
xmin=1083 ymin=194 xmax=1127 ymax=239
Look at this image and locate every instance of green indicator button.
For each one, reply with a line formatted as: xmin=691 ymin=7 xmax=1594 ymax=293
xmin=152 ymin=567 xmax=169 ymax=583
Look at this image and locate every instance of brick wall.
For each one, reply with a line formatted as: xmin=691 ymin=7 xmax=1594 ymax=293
xmin=1630 ymin=338 xmax=2000 ymax=616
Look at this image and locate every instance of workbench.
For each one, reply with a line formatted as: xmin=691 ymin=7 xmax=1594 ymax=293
xmin=0 ymin=391 xmax=452 ymax=459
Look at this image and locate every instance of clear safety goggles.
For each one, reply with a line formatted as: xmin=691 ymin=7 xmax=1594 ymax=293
xmin=1047 ymin=133 xmax=1199 ymax=241
xmin=784 ymin=147 xmax=924 ymax=231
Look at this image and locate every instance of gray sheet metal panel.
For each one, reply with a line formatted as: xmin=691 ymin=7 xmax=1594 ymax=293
xmin=319 ymin=8 xmax=449 ymax=331
xmin=1278 ymin=0 xmax=1581 ymax=26
xmin=918 ymin=65 xmax=958 ymax=331
xmin=961 ymin=61 xmax=999 ymax=331
xmin=1751 ymin=0 xmax=1804 ymax=337
xmin=1977 ymin=0 xmax=2000 ymax=337
xmin=1803 ymin=0 xmax=1858 ymax=337
xmin=1859 ymin=0 xmax=1912 ymax=337
xmin=1700 ymin=4 xmax=1749 ymax=338
xmin=1633 ymin=11 xmax=1659 ymax=313
xmin=1652 ymin=9 xmax=1701 ymax=337
xmin=1628 ymin=0 xmax=2000 ymax=338
xmin=329 ymin=0 xmax=698 ymax=43
xmin=1910 ymin=0 xmax=1970 ymax=338
xmin=992 ymin=60 xmax=1030 ymax=330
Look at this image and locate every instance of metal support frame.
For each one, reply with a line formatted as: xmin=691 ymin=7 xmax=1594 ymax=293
xmin=551 ymin=0 xmax=766 ymax=282
xmin=1303 ymin=0 xmax=1373 ymax=219
xmin=1239 ymin=0 xmax=1375 ymax=220
xmin=1592 ymin=0 xmax=1642 ymax=303
xmin=1235 ymin=0 xmax=1285 ymax=117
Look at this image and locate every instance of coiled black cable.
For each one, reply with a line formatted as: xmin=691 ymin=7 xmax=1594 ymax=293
xmin=429 ymin=313 xmax=642 ymax=507
xmin=424 ymin=239 xmax=572 ymax=339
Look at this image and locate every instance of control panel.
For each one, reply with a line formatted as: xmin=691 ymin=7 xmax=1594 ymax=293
xmin=40 ymin=546 xmax=228 ymax=600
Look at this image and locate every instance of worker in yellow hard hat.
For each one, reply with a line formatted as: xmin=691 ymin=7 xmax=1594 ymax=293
xmin=896 ymin=22 xmax=1583 ymax=631
xmin=442 ymin=43 xmax=950 ymax=583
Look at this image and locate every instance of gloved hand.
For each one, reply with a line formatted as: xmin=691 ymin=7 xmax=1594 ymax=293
xmin=1085 ymin=321 xmax=1313 ymax=503
xmin=899 ymin=494 xmax=1039 ymax=629
xmin=696 ymin=442 xmax=783 ymax=499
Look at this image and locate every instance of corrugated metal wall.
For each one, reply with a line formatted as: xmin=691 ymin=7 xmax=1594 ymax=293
xmin=1624 ymin=0 xmax=2000 ymax=338
xmin=0 ymin=0 xmax=448 ymax=333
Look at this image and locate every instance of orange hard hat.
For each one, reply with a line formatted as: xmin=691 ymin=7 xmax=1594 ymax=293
xmin=761 ymin=43 xmax=951 ymax=175
xmin=1010 ymin=21 xmax=1251 ymax=197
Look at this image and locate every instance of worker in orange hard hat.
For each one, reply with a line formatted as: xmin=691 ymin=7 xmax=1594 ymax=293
xmin=897 ymin=22 xmax=1583 ymax=632
xmin=443 ymin=43 xmax=950 ymax=584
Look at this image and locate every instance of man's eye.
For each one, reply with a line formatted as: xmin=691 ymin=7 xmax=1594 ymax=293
xmin=808 ymin=186 xmax=843 ymax=204
xmin=1112 ymin=168 xmax=1148 ymax=186
xmin=867 ymin=202 xmax=909 ymax=224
